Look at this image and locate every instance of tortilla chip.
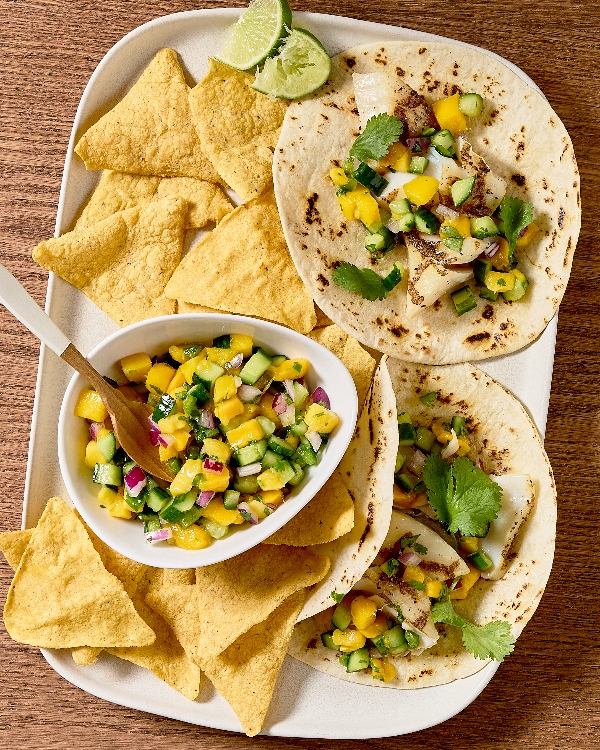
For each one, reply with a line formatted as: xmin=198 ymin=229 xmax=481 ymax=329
xmin=74 ymin=171 xmax=233 ymax=231
xmin=75 ymin=48 xmax=220 ymax=182
xmin=298 ymin=358 xmax=397 ymax=621
xmin=309 ymin=324 xmax=377 ymax=411
xmin=0 ymin=529 xmax=33 ymax=571
xmin=203 ymin=590 xmax=306 ymax=736
xmin=71 ymin=647 xmax=102 ymax=666
xmin=188 ymin=59 xmax=288 ymax=201
xmin=264 ymin=470 xmax=354 ymax=547
xmin=3 ymin=498 xmax=155 ymax=648
xmin=33 ymin=197 xmax=186 ymax=326
xmin=145 ymin=544 xmax=329 ymax=667
xmin=314 ymin=305 xmax=334 ymax=329
xmin=165 ymin=189 xmax=316 ymax=333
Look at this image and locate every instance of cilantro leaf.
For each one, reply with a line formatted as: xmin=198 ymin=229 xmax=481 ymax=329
xmin=422 ymin=454 xmax=502 ymax=537
xmin=332 ymin=262 xmax=391 ymax=301
xmin=422 ymin=452 xmax=453 ymax=527
xmin=349 ymin=114 xmax=403 ymax=162
xmin=432 ymin=600 xmax=515 ymax=662
xmin=448 ymin=456 xmax=502 ymax=537
xmin=498 ymin=196 xmax=534 ymax=254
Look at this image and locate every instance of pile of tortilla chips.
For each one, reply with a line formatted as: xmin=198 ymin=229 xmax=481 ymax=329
xmin=31 ymin=47 xmax=318 ymax=333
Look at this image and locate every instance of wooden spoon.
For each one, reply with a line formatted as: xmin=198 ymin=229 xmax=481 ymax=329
xmin=0 ymin=264 xmax=173 ymax=481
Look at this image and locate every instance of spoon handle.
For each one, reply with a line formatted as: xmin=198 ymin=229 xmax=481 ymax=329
xmin=0 ymin=263 xmax=71 ymax=357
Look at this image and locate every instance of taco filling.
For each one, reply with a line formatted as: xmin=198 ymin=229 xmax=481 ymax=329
xmin=330 ymin=72 xmax=537 ymax=317
xmin=312 ymin=407 xmax=534 ymax=683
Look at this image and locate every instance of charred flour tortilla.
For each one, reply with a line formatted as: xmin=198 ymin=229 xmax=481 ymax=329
xmin=289 ymin=360 xmax=556 ymax=687
xmin=274 ymin=41 xmax=580 ymax=364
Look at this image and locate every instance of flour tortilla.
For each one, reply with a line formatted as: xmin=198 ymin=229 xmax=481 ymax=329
xmin=289 ymin=360 xmax=556 ymax=687
xmin=274 ymin=41 xmax=580 ymax=364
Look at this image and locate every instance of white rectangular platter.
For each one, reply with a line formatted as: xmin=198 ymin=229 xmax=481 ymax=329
xmin=23 ymin=9 xmax=557 ymax=739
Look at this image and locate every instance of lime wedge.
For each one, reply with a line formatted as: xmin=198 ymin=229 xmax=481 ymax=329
xmin=252 ymin=28 xmax=332 ymax=99
xmin=216 ymin=0 xmax=293 ymax=71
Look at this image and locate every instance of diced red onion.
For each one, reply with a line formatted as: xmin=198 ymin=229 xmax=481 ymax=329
xmin=273 ymin=393 xmax=295 ymax=425
xmin=145 ymin=527 xmax=172 ymax=544
xmin=237 ymin=462 xmax=262 ymax=477
xmin=148 ymin=416 xmax=161 ymax=446
xmin=225 ymin=352 xmax=244 ymax=370
xmin=89 ymin=421 xmax=104 ymax=440
xmin=452 ymin=578 xmax=463 ymax=591
xmin=265 ymin=503 xmax=278 ymax=512
xmin=406 ymin=449 xmax=426 ymax=476
xmin=484 ymin=241 xmax=500 ymax=258
xmin=406 ymin=136 xmax=430 ymax=153
xmin=196 ymin=491 xmax=214 ymax=507
xmin=305 ymin=430 xmax=322 ymax=453
xmin=441 ymin=429 xmax=459 ymax=459
xmin=199 ymin=409 xmax=215 ymax=429
xmin=158 ymin=432 xmax=175 ymax=448
xmin=311 ymin=387 xmax=330 ymax=409
xmin=435 ymin=204 xmax=459 ymax=220
xmin=399 ymin=550 xmax=422 ymax=567
xmin=283 ymin=378 xmax=295 ymax=400
xmin=238 ymin=501 xmax=259 ymax=525
xmin=297 ymin=377 xmax=305 ymax=386
xmin=203 ymin=457 xmax=223 ymax=474
xmin=125 ymin=465 xmax=147 ymax=497
xmin=273 ymin=392 xmax=288 ymax=416
xmin=238 ymin=384 xmax=262 ymax=402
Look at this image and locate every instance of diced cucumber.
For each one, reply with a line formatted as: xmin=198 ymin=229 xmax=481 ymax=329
xmin=192 ymin=360 xmax=225 ymax=389
xmin=339 ymin=652 xmax=350 ymax=669
xmin=213 ymin=334 xmax=231 ymax=349
xmin=470 ymin=216 xmax=498 ymax=239
xmin=201 ymin=518 xmax=229 ymax=539
xmin=346 ymin=647 xmax=369 ymax=673
xmin=502 ymin=272 xmax=529 ymax=301
xmin=124 ymin=487 xmax=145 ymax=513
xmin=365 ymin=226 xmax=396 ymax=255
xmin=96 ymin=431 xmax=117 ymax=461
xmin=223 ymin=490 xmax=241 ymax=510
xmin=474 ymin=257 xmax=493 ymax=286
xmin=415 ymin=426 xmax=436 ymax=452
xmin=396 ymin=473 xmax=416 ymax=492
xmin=183 ymin=344 xmax=202 ymax=359
xmin=479 ymin=286 xmax=499 ymax=301
xmin=235 ymin=439 xmax=268 ymax=466
xmin=188 ymin=382 xmax=211 ymax=407
xmin=396 ymin=212 xmax=415 ymax=232
xmin=152 ymin=393 xmax=177 ymax=422
xmin=389 ymin=198 xmax=411 ymax=216
xmin=451 ymin=175 xmax=476 ymax=207
xmin=408 ymin=155 xmax=429 ymax=174
xmin=414 ymin=208 xmax=439 ymax=234
xmin=143 ymin=517 xmax=161 ymax=534
xmin=293 ymin=437 xmax=318 ymax=467
xmin=398 ymin=422 xmax=417 ymax=446
xmin=382 ymin=262 xmax=403 ymax=292
xmin=256 ymin=415 xmax=276 ymax=436
xmin=451 ymin=285 xmax=477 ymax=316
xmin=353 ymin=162 xmax=387 ymax=196
xmin=451 ymin=415 xmax=467 ymax=436
xmin=292 ymin=381 xmax=309 ymax=409
xmin=270 ymin=355 xmax=287 ymax=367
xmin=430 ymin=128 xmax=456 ymax=157
xmin=261 ymin=449 xmax=281 ymax=469
xmin=92 ymin=463 xmax=123 ymax=487
xmin=173 ymin=491 xmax=197 ymax=513
xmin=166 ymin=456 xmax=182 ymax=475
xmin=233 ymin=475 xmax=260 ymax=494
xmin=459 ymin=93 xmax=484 ymax=117
xmin=240 ymin=349 xmax=273 ymax=385
xmin=381 ymin=557 xmax=400 ymax=577
xmin=289 ymin=420 xmax=308 ymax=437
xmin=404 ymin=630 xmax=420 ymax=650
xmin=468 ymin=549 xmax=493 ymax=571
xmin=331 ymin=603 xmax=352 ymax=631
xmin=321 ymin=632 xmax=337 ymax=650
xmin=287 ymin=462 xmax=305 ymax=487
xmin=383 ymin=625 xmax=409 ymax=654
xmin=266 ymin=459 xmax=296 ymax=486
xmin=179 ymin=505 xmax=203 ymax=529
xmin=419 ymin=391 xmax=438 ymax=407
xmin=268 ymin=435 xmax=296 ymax=458
xmin=146 ymin=486 xmax=171 ymax=512
xmin=159 ymin=498 xmax=185 ymax=523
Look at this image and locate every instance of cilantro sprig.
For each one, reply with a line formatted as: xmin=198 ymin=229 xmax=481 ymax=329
xmin=498 ymin=196 xmax=534 ymax=255
xmin=422 ymin=453 xmax=502 ymax=537
xmin=431 ymin=599 xmax=515 ymax=662
xmin=349 ymin=114 xmax=403 ymax=162
xmin=332 ymin=262 xmax=401 ymax=301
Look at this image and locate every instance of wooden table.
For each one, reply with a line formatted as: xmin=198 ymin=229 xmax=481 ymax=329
xmin=1 ymin=1 xmax=598 ymax=747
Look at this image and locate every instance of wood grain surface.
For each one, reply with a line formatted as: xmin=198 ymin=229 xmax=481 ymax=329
xmin=0 ymin=1 xmax=598 ymax=748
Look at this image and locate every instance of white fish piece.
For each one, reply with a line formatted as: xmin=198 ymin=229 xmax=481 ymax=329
xmin=457 ymin=137 xmax=507 ymax=213
xmin=379 ymin=171 xmax=415 ymax=203
xmin=425 ymin=147 xmax=467 ymax=193
xmin=353 ymin=72 xmax=397 ymax=131
xmin=480 ymin=474 xmax=535 ymax=580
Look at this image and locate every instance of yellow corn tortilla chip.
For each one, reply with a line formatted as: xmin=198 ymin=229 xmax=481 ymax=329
xmin=3 ymin=498 xmax=155 ymax=648
xmin=71 ymin=647 xmax=102 ymax=666
xmin=75 ymin=48 xmax=220 ymax=182
xmin=188 ymin=59 xmax=288 ymax=200
xmin=203 ymin=590 xmax=306 ymax=737
xmin=0 ymin=529 xmax=33 ymax=571
xmin=145 ymin=544 xmax=329 ymax=668
xmin=33 ymin=197 xmax=186 ymax=326
xmin=309 ymin=324 xmax=377 ymax=411
xmin=165 ymin=189 xmax=316 ymax=333
xmin=75 ymin=171 xmax=233 ymax=231
xmin=264 ymin=470 xmax=354 ymax=547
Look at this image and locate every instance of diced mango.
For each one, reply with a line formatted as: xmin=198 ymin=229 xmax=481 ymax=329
xmin=204 ymin=347 xmax=235 ymax=368
xmin=97 ymin=484 xmax=121 ymax=510
xmin=85 ymin=440 xmax=107 ymax=468
xmin=353 ymin=190 xmax=381 ymax=226
xmin=196 ymin=465 xmax=231 ymax=493
xmin=213 ymin=374 xmax=238 ymax=403
xmin=380 ymin=140 xmax=411 ymax=172
xmin=258 ymin=393 xmax=281 ymax=425
xmin=226 ymin=418 xmax=265 ymax=449
xmin=170 ymin=458 xmax=203 ymax=496
xmin=450 ymin=564 xmax=481 ymax=600
xmin=269 ymin=358 xmax=310 ymax=381
xmin=214 ymin=395 xmax=245 ymax=426
xmin=256 ymin=467 xmax=287 ymax=491
xmin=516 ymin=221 xmax=539 ymax=247
xmin=425 ymin=580 xmax=444 ymax=598
xmin=172 ymin=429 xmax=191 ymax=452
xmin=304 ymin=402 xmax=340 ymax=434
xmin=338 ymin=192 xmax=357 ymax=221
xmin=404 ymin=175 xmax=440 ymax=206
xmin=225 ymin=403 xmax=261 ymax=432
xmin=285 ymin=435 xmax=300 ymax=450
xmin=456 ymin=436 xmax=471 ymax=457
xmin=120 ymin=352 xmax=152 ymax=383
xmin=146 ymin=362 xmax=176 ymax=395
xmin=229 ymin=334 xmax=254 ymax=358
xmin=168 ymin=344 xmax=188 ymax=364
xmin=329 ymin=166 xmax=348 ymax=186
xmin=331 ymin=628 xmax=366 ymax=651
xmin=202 ymin=498 xmax=244 ymax=526
xmin=393 ymin=484 xmax=415 ymax=508
xmin=157 ymin=414 xmax=189 ymax=434
xmin=179 ymin=354 xmax=205 ymax=384
xmin=167 ymin=523 xmax=212 ymax=550
xmin=484 ymin=270 xmax=516 ymax=292
xmin=257 ymin=489 xmax=285 ymax=507
xmin=350 ymin=596 xmax=378 ymax=631
xmin=74 ymin=389 xmax=109 ymax=422
xmin=167 ymin=369 xmax=186 ymax=396
xmin=432 ymin=94 xmax=467 ymax=136
xmin=247 ymin=497 xmax=271 ymax=520
xmin=491 ymin=237 xmax=511 ymax=271
xmin=159 ymin=443 xmax=179 ymax=462
xmin=441 ymin=214 xmax=471 ymax=238
xmin=371 ymin=658 xmax=397 ymax=682
xmin=432 ymin=418 xmax=453 ymax=444
xmin=202 ymin=438 xmax=232 ymax=464
xmin=359 ymin=614 xmax=389 ymax=639
xmin=460 ymin=536 xmax=480 ymax=554
xmin=403 ymin=565 xmax=425 ymax=584
xmin=106 ymin=493 xmax=133 ymax=520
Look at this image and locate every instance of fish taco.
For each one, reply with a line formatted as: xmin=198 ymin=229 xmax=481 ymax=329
xmin=289 ymin=359 xmax=556 ymax=687
xmin=274 ymin=41 xmax=580 ymax=364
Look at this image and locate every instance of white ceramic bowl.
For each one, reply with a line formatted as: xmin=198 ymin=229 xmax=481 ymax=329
xmin=58 ymin=313 xmax=358 ymax=568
